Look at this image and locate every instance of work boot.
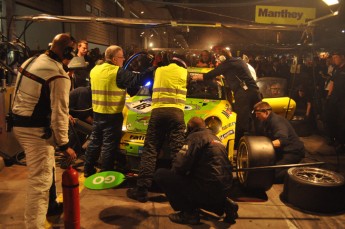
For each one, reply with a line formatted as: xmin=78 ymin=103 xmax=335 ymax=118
xmin=126 ymin=186 xmax=148 ymax=203
xmin=223 ymin=197 xmax=239 ymax=224
xmin=47 ymin=201 xmax=63 ymax=216
xmin=168 ymin=210 xmax=200 ymax=225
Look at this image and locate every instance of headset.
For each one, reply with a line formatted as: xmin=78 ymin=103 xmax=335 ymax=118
xmin=62 ymin=35 xmax=77 ymax=60
xmin=63 ymin=46 xmax=75 ymax=60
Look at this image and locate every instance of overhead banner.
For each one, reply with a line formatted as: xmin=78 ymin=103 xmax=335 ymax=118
xmin=255 ymin=5 xmax=316 ymax=25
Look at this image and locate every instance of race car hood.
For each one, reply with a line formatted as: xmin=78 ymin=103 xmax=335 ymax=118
xmin=124 ymin=95 xmax=227 ymax=133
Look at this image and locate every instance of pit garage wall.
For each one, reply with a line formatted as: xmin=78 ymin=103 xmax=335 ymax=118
xmin=12 ymin=0 xmax=142 ymax=52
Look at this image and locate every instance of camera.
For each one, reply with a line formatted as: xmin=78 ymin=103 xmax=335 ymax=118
xmin=5 ymin=112 xmax=14 ymax=132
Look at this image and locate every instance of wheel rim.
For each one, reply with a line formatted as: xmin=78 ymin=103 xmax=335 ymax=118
xmin=289 ymin=167 xmax=345 ymax=186
xmin=236 ymin=141 xmax=249 ymax=183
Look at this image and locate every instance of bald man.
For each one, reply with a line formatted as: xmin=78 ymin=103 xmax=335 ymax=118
xmin=12 ymin=33 xmax=77 ymax=228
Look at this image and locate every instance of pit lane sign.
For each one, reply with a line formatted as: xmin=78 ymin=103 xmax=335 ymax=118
xmin=84 ymin=171 xmax=126 ymax=190
xmin=255 ymin=5 xmax=315 ymax=25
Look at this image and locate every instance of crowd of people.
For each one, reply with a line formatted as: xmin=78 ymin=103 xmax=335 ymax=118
xmin=9 ymin=31 xmax=345 ymax=228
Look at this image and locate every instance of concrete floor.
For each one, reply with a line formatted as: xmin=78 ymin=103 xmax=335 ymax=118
xmin=0 ymin=134 xmax=345 ymax=229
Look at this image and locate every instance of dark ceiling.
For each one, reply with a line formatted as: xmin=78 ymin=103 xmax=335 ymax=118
xmin=137 ymin=0 xmax=345 ymax=53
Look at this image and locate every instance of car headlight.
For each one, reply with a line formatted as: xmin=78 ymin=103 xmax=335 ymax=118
xmin=205 ymin=116 xmax=222 ymax=134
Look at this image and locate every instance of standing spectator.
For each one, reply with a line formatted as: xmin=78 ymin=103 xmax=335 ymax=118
xmin=325 ymin=51 xmax=345 ymax=152
xmin=253 ymin=101 xmax=305 ymax=183
xmin=293 ymin=85 xmax=312 ymax=119
xmin=73 ymin=40 xmax=93 ymax=88
xmin=154 ymin=117 xmax=238 ymax=225
xmin=196 ymin=50 xmax=215 ymax=68
xmin=83 ymin=45 xmax=154 ymax=177
xmin=279 ymin=55 xmax=291 ymax=81
xmin=126 ymin=54 xmax=188 ymax=202
xmin=266 ymin=58 xmax=280 ymax=77
xmin=319 ymin=56 xmax=334 ymax=101
xmin=153 ymin=52 xmax=163 ymax=67
xmin=191 ymin=49 xmax=261 ymax=149
xmin=12 ymin=33 xmax=77 ymax=229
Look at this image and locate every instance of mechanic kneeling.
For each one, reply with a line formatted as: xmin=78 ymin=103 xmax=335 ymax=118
xmin=253 ymin=101 xmax=305 ymax=183
xmin=153 ymin=117 xmax=238 ymax=225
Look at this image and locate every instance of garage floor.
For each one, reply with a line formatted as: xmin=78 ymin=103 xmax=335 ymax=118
xmin=0 ymin=134 xmax=344 ymax=229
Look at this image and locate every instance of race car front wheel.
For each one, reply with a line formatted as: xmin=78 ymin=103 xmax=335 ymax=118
xmin=236 ymin=136 xmax=276 ymax=191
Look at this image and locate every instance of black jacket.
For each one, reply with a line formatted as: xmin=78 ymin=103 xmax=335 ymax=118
xmin=263 ymin=112 xmax=304 ymax=153
xmin=203 ymin=57 xmax=258 ymax=93
xmin=173 ymin=128 xmax=233 ymax=193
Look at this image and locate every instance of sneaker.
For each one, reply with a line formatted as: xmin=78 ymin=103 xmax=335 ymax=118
xmin=223 ymin=197 xmax=239 ymax=224
xmin=47 ymin=202 xmax=63 ymax=216
xmin=168 ymin=210 xmax=200 ymax=225
xmin=84 ymin=167 xmax=97 ymax=178
xmin=126 ymin=187 xmax=148 ymax=203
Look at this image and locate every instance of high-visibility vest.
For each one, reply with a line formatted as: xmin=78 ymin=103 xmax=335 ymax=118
xmin=152 ymin=63 xmax=187 ymax=110
xmin=90 ymin=62 xmax=126 ymax=114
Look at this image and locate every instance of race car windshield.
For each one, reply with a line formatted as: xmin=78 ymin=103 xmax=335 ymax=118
xmin=187 ymin=80 xmax=224 ymax=100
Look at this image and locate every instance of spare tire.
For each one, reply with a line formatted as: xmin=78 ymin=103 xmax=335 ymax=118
xmin=281 ymin=167 xmax=345 ymax=213
xmin=236 ymin=136 xmax=276 ymax=191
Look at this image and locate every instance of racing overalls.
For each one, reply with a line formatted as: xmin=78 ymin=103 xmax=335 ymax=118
xmin=12 ymin=51 xmax=71 ymax=229
xmin=137 ymin=63 xmax=188 ymax=188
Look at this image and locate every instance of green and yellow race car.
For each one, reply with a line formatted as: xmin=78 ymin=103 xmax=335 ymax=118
xmin=120 ymin=67 xmax=237 ymax=170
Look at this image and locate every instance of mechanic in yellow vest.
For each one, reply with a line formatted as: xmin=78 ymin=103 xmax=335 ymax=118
xmin=127 ymin=54 xmax=188 ymax=202
xmin=84 ymin=45 xmax=154 ymax=177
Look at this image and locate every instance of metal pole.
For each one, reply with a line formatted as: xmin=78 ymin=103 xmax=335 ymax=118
xmin=234 ymin=161 xmax=325 ymax=172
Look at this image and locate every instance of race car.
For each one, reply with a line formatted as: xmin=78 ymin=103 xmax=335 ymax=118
xmin=120 ymin=53 xmax=297 ymax=191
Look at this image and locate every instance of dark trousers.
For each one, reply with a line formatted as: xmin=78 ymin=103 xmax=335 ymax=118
xmin=137 ymin=107 xmax=186 ymax=188
xmin=84 ymin=112 xmax=123 ymax=172
xmin=234 ymin=88 xmax=262 ymax=149
xmin=275 ymin=151 xmax=304 ymax=183
xmin=154 ymin=168 xmax=227 ymax=215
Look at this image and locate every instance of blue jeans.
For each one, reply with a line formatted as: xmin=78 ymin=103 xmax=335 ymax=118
xmin=84 ymin=112 xmax=123 ymax=172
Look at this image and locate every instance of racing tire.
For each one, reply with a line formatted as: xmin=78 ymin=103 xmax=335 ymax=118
xmin=281 ymin=167 xmax=345 ymax=213
xmin=236 ymin=136 xmax=275 ymax=191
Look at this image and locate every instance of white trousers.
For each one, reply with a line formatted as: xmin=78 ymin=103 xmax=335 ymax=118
xmin=13 ymin=127 xmax=56 ymax=229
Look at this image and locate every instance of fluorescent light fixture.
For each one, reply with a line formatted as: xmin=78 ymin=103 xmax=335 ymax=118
xmin=322 ymin=0 xmax=339 ymax=6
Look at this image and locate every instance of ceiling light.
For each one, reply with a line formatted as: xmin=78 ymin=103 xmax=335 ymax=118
xmin=141 ymin=11 xmax=144 ymax=14
xmin=322 ymin=0 xmax=339 ymax=6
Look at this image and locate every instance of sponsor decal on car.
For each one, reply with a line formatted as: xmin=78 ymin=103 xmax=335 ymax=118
xmin=219 ymin=129 xmax=235 ymax=140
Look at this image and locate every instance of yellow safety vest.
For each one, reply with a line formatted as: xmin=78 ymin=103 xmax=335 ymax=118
xmin=152 ymin=63 xmax=187 ymax=110
xmin=90 ymin=62 xmax=126 ymax=114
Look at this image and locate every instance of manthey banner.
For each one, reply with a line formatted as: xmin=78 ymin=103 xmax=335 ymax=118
xmin=255 ymin=5 xmax=316 ymax=25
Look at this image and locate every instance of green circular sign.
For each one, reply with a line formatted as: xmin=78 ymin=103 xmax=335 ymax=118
xmin=84 ymin=171 xmax=126 ymax=190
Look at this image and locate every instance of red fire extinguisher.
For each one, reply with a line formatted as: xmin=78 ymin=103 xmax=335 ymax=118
xmin=62 ymin=166 xmax=80 ymax=229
